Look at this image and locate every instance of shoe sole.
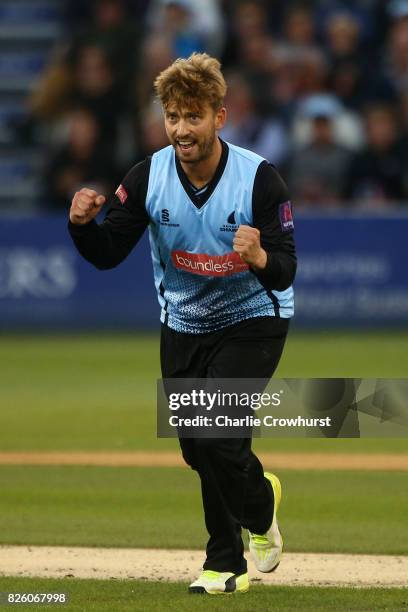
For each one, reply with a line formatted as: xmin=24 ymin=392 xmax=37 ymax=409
xmin=189 ymin=574 xmax=249 ymax=595
xmin=189 ymin=587 xmax=249 ymax=595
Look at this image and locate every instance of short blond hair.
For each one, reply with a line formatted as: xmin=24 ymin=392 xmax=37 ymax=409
xmin=154 ymin=53 xmax=227 ymax=112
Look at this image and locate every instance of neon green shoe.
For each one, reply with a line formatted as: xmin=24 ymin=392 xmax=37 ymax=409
xmin=188 ymin=570 xmax=249 ymax=594
xmin=248 ymin=472 xmax=283 ymax=573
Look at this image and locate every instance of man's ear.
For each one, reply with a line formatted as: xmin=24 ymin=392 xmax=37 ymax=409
xmin=215 ymin=107 xmax=227 ymax=131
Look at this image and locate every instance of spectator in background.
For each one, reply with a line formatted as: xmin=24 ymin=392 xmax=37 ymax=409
xmin=223 ymin=1 xmax=276 ymax=114
xmin=325 ymin=9 xmax=395 ymax=108
xmin=292 ymin=93 xmax=364 ymax=151
xmin=324 ymin=10 xmax=363 ymax=109
xmin=71 ymin=44 xmax=125 ymax=149
xmin=147 ymin=0 xmax=225 ymax=56
xmin=268 ymin=47 xmax=300 ymax=125
xmin=29 ymin=48 xmax=74 ymax=126
xmin=277 ymin=46 xmax=343 ymax=126
xmin=399 ymin=88 xmax=408 ymax=134
xmin=138 ymin=102 xmax=169 ymax=157
xmin=221 ymin=71 xmax=289 ymax=167
xmin=239 ymin=32 xmax=275 ymax=83
xmin=235 ymin=32 xmax=277 ymax=119
xmin=146 ymin=0 xmax=206 ymax=59
xmin=231 ymin=0 xmax=274 ymax=39
xmin=63 ymin=0 xmax=149 ymax=31
xmin=68 ymin=0 xmax=141 ymax=90
xmin=266 ymin=14 xmax=326 ymax=124
xmin=345 ymin=104 xmax=406 ymax=205
xmin=29 ymin=43 xmax=123 ymax=152
xmin=222 ymin=0 xmax=273 ymax=68
xmin=283 ymin=4 xmax=316 ymax=49
xmin=398 ymin=88 xmax=408 ymax=194
xmin=25 ymin=0 xmax=408 ymax=210
xmin=314 ymin=0 xmax=376 ymax=46
xmin=324 ymin=11 xmax=362 ymax=63
xmin=385 ymin=14 xmax=408 ymax=93
xmin=135 ymin=35 xmax=174 ymax=111
xmin=288 ymin=96 xmax=352 ymax=206
xmin=43 ymin=108 xmax=118 ymax=210
xmin=294 ymin=47 xmax=329 ymax=98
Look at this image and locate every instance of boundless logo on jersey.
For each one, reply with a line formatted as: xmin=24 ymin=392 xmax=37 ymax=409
xmin=220 ymin=210 xmax=239 ymax=232
xmin=279 ymin=201 xmax=294 ymax=231
xmin=172 ymin=250 xmax=249 ymax=277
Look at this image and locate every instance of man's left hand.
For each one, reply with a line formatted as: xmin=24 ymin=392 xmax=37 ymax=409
xmin=233 ymin=225 xmax=267 ymax=270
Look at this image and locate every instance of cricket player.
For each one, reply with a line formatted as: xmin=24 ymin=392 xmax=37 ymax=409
xmin=68 ymin=53 xmax=296 ymax=595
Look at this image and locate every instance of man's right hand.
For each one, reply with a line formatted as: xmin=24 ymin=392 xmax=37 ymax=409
xmin=69 ymin=188 xmax=106 ymax=225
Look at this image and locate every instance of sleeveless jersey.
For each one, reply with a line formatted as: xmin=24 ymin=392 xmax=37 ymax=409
xmin=145 ymin=142 xmax=294 ymax=333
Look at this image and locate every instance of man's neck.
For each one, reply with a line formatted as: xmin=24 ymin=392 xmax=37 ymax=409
xmin=180 ymin=137 xmax=223 ymax=189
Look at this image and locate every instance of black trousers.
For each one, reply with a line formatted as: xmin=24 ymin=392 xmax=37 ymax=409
xmin=160 ymin=315 xmax=289 ymax=575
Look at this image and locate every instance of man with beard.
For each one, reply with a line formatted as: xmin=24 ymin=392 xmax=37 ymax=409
xmin=68 ymin=53 xmax=296 ymax=595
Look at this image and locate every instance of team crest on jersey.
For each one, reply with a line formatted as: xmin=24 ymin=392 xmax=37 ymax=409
xmin=115 ymin=184 xmax=128 ymax=205
xmin=159 ymin=208 xmax=179 ymax=227
xmin=220 ymin=210 xmax=238 ymax=232
xmin=279 ymin=201 xmax=294 ymax=231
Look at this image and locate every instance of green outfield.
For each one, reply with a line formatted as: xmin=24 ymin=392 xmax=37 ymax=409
xmin=0 ymin=578 xmax=407 ymax=612
xmin=0 ymin=466 xmax=407 ymax=553
xmin=0 ymin=331 xmax=407 ymax=610
xmin=0 ymin=331 xmax=407 ymax=452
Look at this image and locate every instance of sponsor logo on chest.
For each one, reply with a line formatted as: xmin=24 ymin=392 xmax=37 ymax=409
xmin=172 ymin=250 xmax=249 ymax=277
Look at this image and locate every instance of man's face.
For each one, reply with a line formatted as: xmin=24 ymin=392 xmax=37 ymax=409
xmin=312 ymin=116 xmax=333 ymax=145
xmin=164 ymin=102 xmax=226 ymax=164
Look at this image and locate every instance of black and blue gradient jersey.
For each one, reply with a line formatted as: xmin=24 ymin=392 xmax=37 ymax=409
xmin=69 ymin=139 xmax=297 ymax=334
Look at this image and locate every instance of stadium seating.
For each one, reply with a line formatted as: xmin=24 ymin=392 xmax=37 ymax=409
xmin=0 ymin=0 xmax=61 ymax=211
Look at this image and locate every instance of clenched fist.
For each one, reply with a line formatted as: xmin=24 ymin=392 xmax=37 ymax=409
xmin=233 ymin=225 xmax=267 ymax=270
xmin=69 ymin=188 xmax=106 ymax=225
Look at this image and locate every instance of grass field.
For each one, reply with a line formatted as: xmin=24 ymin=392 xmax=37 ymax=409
xmin=0 ymin=466 xmax=407 ymax=553
xmin=0 ymin=331 xmax=407 ymax=610
xmin=0 ymin=332 xmax=407 ymax=452
xmin=0 ymin=578 xmax=407 ymax=612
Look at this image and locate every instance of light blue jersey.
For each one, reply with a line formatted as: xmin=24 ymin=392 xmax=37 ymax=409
xmin=145 ymin=142 xmax=294 ymax=333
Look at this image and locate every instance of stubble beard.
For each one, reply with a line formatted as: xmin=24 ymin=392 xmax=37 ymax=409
xmin=174 ymin=130 xmax=217 ymax=165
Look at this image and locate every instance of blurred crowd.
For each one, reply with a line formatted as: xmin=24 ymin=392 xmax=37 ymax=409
xmin=21 ymin=0 xmax=408 ymax=209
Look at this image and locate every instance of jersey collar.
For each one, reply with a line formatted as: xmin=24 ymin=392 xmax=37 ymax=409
xmin=175 ymin=138 xmax=229 ymax=210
